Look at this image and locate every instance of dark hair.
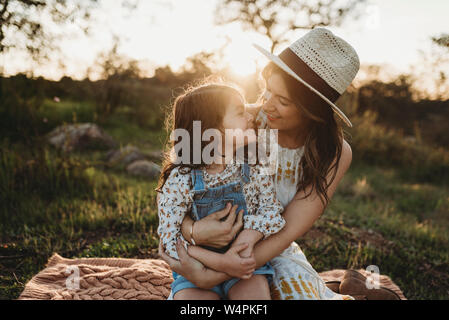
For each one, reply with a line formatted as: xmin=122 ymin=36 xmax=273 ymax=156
xmin=156 ymin=81 xmax=244 ymax=192
xmin=262 ymin=62 xmax=344 ymax=206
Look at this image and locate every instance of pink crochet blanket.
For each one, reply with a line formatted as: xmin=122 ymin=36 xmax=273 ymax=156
xmin=18 ymin=253 xmax=406 ymax=300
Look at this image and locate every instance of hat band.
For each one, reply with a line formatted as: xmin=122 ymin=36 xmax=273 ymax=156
xmin=279 ymin=48 xmax=340 ymax=103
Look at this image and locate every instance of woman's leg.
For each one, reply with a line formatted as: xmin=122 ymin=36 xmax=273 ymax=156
xmin=174 ymin=288 xmax=220 ymax=300
xmin=227 ymin=275 xmax=271 ymax=300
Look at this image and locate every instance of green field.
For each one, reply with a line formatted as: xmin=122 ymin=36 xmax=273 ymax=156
xmin=1 ymin=100 xmax=448 ymax=300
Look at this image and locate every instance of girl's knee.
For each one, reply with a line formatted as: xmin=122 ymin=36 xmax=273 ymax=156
xmin=228 ymin=275 xmax=271 ymax=300
xmin=174 ymin=288 xmax=220 ymax=300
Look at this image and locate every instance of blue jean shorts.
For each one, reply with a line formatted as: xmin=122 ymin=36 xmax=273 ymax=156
xmin=171 ymin=263 xmax=274 ymax=299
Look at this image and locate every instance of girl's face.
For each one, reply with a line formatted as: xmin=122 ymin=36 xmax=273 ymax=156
xmin=221 ymin=94 xmax=256 ymax=153
xmin=222 ymin=94 xmax=254 ymax=131
xmin=261 ymin=73 xmax=305 ymax=132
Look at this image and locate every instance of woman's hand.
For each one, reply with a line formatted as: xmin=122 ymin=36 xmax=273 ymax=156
xmin=158 ymin=241 xmax=209 ymax=285
xmin=221 ymin=242 xmax=257 ymax=279
xmin=183 ymin=203 xmax=244 ymax=248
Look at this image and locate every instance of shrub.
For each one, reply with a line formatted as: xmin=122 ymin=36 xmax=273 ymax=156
xmin=347 ymin=111 xmax=449 ymax=184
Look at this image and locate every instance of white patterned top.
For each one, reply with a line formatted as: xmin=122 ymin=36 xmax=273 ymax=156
xmin=254 ymin=109 xmax=304 ymax=207
xmin=157 ymin=163 xmax=286 ymax=260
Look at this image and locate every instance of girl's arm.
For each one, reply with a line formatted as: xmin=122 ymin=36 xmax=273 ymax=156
xmin=241 ymin=165 xmax=286 ymax=240
xmin=157 ymin=169 xmax=192 ymax=260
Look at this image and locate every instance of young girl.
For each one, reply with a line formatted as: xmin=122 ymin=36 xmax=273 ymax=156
xmin=156 ymin=82 xmax=285 ymax=300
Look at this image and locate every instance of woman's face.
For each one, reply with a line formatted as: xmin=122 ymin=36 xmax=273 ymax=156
xmin=262 ymin=73 xmax=305 ymax=132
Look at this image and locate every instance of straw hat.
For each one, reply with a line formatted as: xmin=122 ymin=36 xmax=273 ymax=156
xmin=254 ymin=28 xmax=360 ymax=127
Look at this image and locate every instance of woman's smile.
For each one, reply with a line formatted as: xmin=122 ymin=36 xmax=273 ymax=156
xmin=263 ymin=110 xmax=281 ymax=122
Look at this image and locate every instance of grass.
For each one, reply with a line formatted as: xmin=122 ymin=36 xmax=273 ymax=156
xmin=299 ymin=164 xmax=449 ymax=300
xmin=0 ymin=99 xmax=448 ymax=300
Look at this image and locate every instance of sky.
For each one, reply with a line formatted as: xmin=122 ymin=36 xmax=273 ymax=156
xmin=2 ymin=0 xmax=448 ymax=81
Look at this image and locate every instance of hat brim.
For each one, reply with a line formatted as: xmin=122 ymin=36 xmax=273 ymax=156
xmin=253 ymin=44 xmax=353 ymax=127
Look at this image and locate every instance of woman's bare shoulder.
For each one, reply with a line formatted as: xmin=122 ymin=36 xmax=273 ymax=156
xmin=339 ymin=139 xmax=353 ymax=174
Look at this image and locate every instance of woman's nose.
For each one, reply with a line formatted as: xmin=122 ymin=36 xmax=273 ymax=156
xmin=262 ymin=99 xmax=276 ymax=114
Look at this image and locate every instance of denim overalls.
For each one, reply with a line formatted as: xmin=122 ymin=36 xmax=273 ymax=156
xmin=191 ymin=162 xmax=250 ymax=253
xmin=170 ymin=163 xmax=275 ymax=299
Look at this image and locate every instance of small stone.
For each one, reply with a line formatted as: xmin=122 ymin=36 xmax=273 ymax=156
xmin=126 ymin=160 xmax=161 ymax=179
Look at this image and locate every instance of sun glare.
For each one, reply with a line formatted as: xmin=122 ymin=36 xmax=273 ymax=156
xmin=225 ymin=35 xmax=268 ymax=77
xmin=228 ymin=53 xmax=257 ymax=76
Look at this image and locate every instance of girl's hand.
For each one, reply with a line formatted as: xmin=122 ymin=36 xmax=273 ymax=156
xmin=188 ymin=203 xmax=244 ymax=248
xmin=222 ymin=242 xmax=257 ymax=279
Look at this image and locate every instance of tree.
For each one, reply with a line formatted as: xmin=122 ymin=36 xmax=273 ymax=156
xmin=429 ymin=34 xmax=449 ymax=100
xmin=412 ymin=33 xmax=449 ymax=100
xmin=215 ymin=0 xmax=366 ymax=53
xmin=0 ymin=0 xmax=138 ymax=62
xmin=92 ymin=37 xmax=142 ymax=117
xmin=432 ymin=34 xmax=449 ymax=49
xmin=0 ymin=0 xmax=98 ymax=61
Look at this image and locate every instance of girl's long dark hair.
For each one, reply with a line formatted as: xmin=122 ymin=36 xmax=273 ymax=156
xmin=156 ymin=81 xmax=244 ymax=193
xmin=262 ymin=62 xmax=344 ymax=206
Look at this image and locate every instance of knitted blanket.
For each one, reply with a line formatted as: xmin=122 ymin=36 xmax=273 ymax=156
xmin=18 ymin=253 xmax=406 ymax=300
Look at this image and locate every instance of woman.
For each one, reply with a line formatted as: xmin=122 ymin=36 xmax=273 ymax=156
xmin=160 ymin=28 xmax=357 ymax=300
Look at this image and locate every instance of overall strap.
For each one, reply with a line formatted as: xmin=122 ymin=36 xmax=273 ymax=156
xmin=190 ymin=168 xmax=205 ymax=191
xmin=240 ymin=163 xmax=250 ymax=184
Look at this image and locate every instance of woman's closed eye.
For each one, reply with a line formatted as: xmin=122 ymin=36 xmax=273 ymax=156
xmin=278 ymin=96 xmax=290 ymax=106
xmin=264 ymin=90 xmax=290 ymax=106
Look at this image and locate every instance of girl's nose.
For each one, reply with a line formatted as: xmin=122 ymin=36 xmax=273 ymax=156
xmin=246 ymin=111 xmax=255 ymax=128
xmin=262 ymin=90 xmax=276 ymax=113
xmin=246 ymin=111 xmax=254 ymax=122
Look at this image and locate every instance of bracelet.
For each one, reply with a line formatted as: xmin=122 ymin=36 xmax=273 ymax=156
xmin=189 ymin=221 xmax=196 ymax=246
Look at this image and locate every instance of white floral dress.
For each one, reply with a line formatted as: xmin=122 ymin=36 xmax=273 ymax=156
xmin=255 ymin=109 xmax=354 ymax=300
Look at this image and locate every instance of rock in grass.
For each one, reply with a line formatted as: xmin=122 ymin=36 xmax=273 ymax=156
xmin=126 ymin=160 xmax=161 ymax=179
xmin=47 ymin=123 xmax=117 ymax=152
xmin=147 ymin=150 xmax=164 ymax=161
xmin=106 ymin=145 xmax=147 ymax=166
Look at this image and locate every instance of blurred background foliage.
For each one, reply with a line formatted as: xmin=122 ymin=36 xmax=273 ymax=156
xmin=0 ymin=0 xmax=448 ymax=300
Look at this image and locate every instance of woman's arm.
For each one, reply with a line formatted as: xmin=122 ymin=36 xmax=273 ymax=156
xmin=251 ymin=140 xmax=353 ymax=268
xmin=159 ymin=242 xmax=231 ymax=289
xmin=186 ymin=242 xmax=256 ymax=278
xmin=180 ymin=203 xmax=244 ymax=248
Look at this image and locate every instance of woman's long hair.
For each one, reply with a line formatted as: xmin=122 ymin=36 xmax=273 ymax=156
xmin=262 ymin=62 xmax=344 ymax=206
xmin=156 ymin=81 xmax=244 ymax=192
